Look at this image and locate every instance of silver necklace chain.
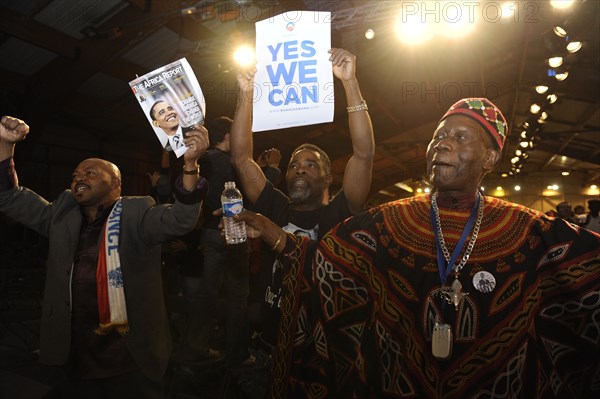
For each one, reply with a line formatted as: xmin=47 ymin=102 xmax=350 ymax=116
xmin=431 ymin=191 xmax=484 ymax=277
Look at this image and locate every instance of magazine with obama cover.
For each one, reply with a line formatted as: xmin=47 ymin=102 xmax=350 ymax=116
xmin=129 ymin=58 xmax=206 ymax=157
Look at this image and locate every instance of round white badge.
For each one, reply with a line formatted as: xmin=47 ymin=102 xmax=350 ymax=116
xmin=472 ymin=271 xmax=496 ymax=293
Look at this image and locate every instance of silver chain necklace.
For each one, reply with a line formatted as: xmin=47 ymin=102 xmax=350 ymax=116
xmin=431 ymin=191 xmax=484 ymax=276
xmin=430 ymin=191 xmax=485 ymax=359
xmin=432 ymin=191 xmax=484 ymax=310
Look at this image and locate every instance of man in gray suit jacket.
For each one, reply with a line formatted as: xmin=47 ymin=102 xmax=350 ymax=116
xmin=0 ymin=115 xmax=209 ymax=398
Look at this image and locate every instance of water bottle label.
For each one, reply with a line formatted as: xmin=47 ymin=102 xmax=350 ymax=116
xmin=223 ymin=200 xmax=243 ymax=217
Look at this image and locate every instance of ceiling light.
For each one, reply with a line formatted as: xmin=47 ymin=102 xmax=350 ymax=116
xmin=550 ymin=0 xmax=575 ymax=10
xmin=365 ymin=28 xmax=375 ymax=40
xmin=514 ymin=185 xmax=521 ymax=191
xmin=539 ymin=111 xmax=548 ymax=120
xmin=530 ymin=103 xmax=541 ymax=114
xmin=501 ymin=173 xmax=508 ymax=177
xmin=591 ymin=184 xmax=598 ymax=190
xmin=394 ymin=182 xmax=413 ymax=192
xmin=566 ymin=40 xmax=582 ymax=53
xmin=553 ymin=25 xmax=568 ymax=37
xmin=547 ymin=94 xmax=558 ymax=104
xmin=515 ymin=149 xmax=522 ymax=156
xmin=535 ymin=85 xmax=549 ymax=94
xmin=520 ymin=141 xmax=529 ymax=148
xmin=440 ymin=4 xmax=477 ymax=38
xmin=555 ymin=71 xmax=569 ymax=81
xmin=520 ymin=131 xmax=528 ymax=138
xmin=548 ymin=56 xmax=563 ymax=68
xmin=233 ymin=45 xmax=255 ymax=67
xmin=424 ymin=187 xmax=431 ymax=193
xmin=499 ymin=2 xmax=516 ymax=18
xmin=561 ymin=171 xmax=570 ymax=176
xmin=511 ymin=156 xmax=520 ymax=164
xmin=395 ymin=11 xmax=433 ymax=45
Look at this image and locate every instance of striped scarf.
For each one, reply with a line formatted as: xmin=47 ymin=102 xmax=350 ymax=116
xmin=95 ymin=199 xmax=129 ymax=335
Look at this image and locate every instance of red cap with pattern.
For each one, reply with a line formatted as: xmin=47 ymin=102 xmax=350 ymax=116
xmin=440 ymin=98 xmax=508 ymax=150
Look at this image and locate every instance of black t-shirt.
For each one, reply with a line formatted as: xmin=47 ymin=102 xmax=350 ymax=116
xmin=249 ymin=181 xmax=351 ymax=344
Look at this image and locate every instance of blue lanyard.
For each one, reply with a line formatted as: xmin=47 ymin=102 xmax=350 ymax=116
xmin=430 ymin=193 xmax=480 ymax=286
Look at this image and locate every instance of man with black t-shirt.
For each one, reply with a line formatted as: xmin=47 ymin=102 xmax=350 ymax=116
xmin=229 ymin=48 xmax=374 ymax=396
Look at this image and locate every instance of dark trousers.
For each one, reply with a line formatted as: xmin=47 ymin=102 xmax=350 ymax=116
xmin=185 ymin=228 xmax=250 ymax=366
xmin=57 ymin=369 xmax=163 ymax=399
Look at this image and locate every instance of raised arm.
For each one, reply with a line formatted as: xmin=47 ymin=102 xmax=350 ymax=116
xmin=181 ymin=125 xmax=210 ymax=191
xmin=0 ymin=116 xmax=29 ymax=162
xmin=230 ymin=67 xmax=267 ymax=204
xmin=329 ymin=48 xmax=375 ymax=214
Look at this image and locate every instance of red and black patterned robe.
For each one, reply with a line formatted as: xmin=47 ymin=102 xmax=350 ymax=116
xmin=272 ymin=195 xmax=600 ymax=398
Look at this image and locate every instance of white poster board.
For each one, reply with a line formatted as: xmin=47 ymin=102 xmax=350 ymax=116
xmin=252 ymin=11 xmax=333 ymax=132
xmin=129 ymin=58 xmax=206 ymax=157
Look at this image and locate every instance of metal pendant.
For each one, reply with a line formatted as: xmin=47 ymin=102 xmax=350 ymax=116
xmin=432 ymin=322 xmax=453 ymax=359
xmin=472 ymin=271 xmax=496 ymax=293
xmin=450 ymin=278 xmax=468 ymax=310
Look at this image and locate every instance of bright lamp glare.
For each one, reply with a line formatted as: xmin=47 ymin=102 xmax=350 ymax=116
xmin=547 ymin=94 xmax=558 ymax=104
xmin=548 ymin=56 xmax=563 ymax=68
xmin=535 ymin=85 xmax=549 ymax=94
xmin=555 ymin=71 xmax=569 ymax=81
xmin=550 ymin=0 xmax=575 ymax=9
xmin=365 ymin=28 xmax=375 ymax=40
xmin=501 ymin=2 xmax=516 ymax=18
xmin=566 ymin=41 xmax=582 ymax=53
xmin=233 ymin=46 xmax=255 ymax=67
xmin=530 ymin=103 xmax=541 ymax=114
xmin=514 ymin=185 xmax=521 ymax=191
xmin=441 ymin=4 xmax=476 ymax=38
xmin=395 ymin=12 xmax=433 ymax=44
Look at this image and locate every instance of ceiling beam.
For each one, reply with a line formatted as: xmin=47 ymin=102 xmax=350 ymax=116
xmin=0 ymin=8 xmax=79 ymax=58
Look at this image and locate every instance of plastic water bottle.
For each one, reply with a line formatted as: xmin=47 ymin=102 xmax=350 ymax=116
xmin=221 ymin=181 xmax=247 ymax=244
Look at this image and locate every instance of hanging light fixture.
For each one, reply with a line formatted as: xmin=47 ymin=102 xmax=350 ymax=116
xmin=566 ymin=40 xmax=582 ymax=53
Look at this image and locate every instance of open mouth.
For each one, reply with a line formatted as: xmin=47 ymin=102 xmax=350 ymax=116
xmin=432 ymin=160 xmax=454 ymax=168
xmin=292 ymin=177 xmax=308 ymax=187
xmin=166 ymin=114 xmax=177 ymax=122
xmin=74 ymin=184 xmax=90 ymax=193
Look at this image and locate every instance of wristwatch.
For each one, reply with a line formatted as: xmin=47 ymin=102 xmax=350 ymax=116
xmin=183 ymin=165 xmax=200 ymax=175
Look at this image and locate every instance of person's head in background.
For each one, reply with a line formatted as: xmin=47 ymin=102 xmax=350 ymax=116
xmin=588 ymin=199 xmax=600 ymax=217
xmin=556 ymin=201 xmax=574 ymax=220
xmin=205 ymin=116 xmax=232 ymax=152
xmin=286 ymin=143 xmax=333 ymax=210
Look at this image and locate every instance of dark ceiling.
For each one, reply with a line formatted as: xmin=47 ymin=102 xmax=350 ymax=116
xmin=1 ymin=0 xmax=599 ymax=204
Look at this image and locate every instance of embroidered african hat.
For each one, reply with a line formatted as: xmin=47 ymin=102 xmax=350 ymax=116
xmin=440 ymin=98 xmax=508 ymax=150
